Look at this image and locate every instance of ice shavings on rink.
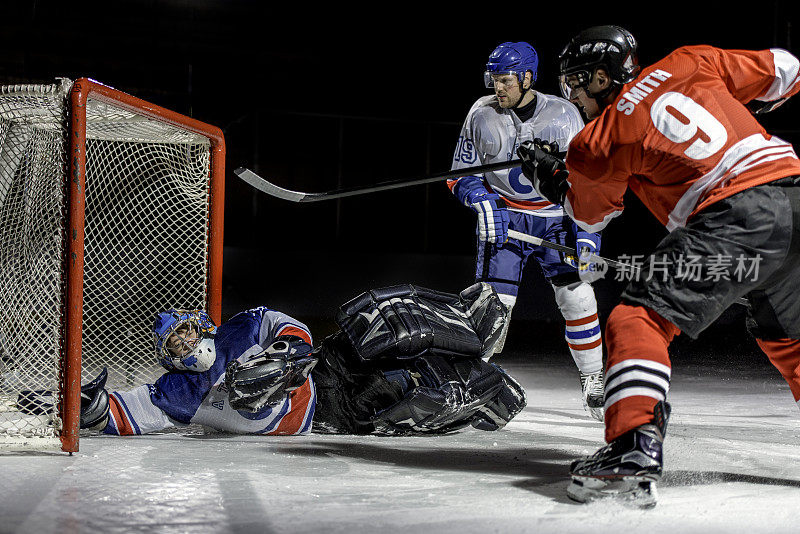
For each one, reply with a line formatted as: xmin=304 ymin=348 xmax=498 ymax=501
xmin=1 ymin=358 xmax=798 ymax=534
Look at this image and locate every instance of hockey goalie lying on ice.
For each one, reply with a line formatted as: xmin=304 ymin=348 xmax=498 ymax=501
xmin=69 ymin=283 xmax=526 ymax=436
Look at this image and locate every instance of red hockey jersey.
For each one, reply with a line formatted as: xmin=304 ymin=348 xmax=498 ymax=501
xmin=564 ymin=45 xmax=800 ymax=232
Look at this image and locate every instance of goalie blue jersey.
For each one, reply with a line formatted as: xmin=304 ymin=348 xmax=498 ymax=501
xmin=103 ymin=307 xmax=316 ymax=436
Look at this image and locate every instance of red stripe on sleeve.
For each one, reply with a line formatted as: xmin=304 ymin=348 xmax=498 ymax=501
xmin=268 ymin=379 xmax=314 ymax=435
xmin=277 ymin=325 xmax=311 ymax=344
xmin=502 ymin=197 xmax=555 ymax=210
xmin=108 ymin=394 xmax=136 ymax=436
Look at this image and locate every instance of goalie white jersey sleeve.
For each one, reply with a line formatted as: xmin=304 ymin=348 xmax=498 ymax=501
xmin=450 ymin=92 xmax=584 ymax=215
xmin=103 ymin=307 xmax=316 ymax=436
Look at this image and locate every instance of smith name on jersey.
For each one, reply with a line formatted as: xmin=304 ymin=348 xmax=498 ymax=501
xmin=103 ymin=307 xmax=316 ymax=436
xmin=565 ymin=45 xmax=800 ymax=233
xmin=451 ymin=92 xmax=585 ymax=215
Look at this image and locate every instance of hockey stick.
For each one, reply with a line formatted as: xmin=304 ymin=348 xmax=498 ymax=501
xmin=234 ymin=160 xmax=521 ymax=203
xmin=508 ymin=229 xmax=629 ymax=270
xmin=508 ymin=230 xmax=750 ymax=308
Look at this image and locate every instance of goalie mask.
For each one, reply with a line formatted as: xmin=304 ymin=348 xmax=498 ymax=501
xmin=153 ymin=309 xmax=218 ymax=372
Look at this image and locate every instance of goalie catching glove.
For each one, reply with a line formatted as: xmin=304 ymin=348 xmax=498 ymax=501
xmin=225 ymin=336 xmax=318 ymax=413
xmin=517 ymin=139 xmax=570 ymax=206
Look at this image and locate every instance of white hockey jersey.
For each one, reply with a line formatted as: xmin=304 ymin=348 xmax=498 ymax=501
xmin=103 ymin=307 xmax=316 ymax=436
xmin=450 ymin=92 xmax=584 ymax=216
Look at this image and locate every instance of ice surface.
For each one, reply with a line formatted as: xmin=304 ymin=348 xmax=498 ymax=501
xmin=1 ymin=356 xmax=798 ymax=533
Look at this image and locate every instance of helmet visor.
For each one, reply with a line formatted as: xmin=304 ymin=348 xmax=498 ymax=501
xmin=484 ymin=71 xmax=522 ymax=89
xmin=165 ymin=322 xmax=200 ymax=358
xmin=558 ymin=70 xmax=592 ymax=100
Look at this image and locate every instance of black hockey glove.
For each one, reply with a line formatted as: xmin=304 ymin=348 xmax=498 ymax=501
xmin=225 ymin=335 xmax=318 ymax=413
xmin=517 ymin=139 xmax=570 ymax=206
xmin=746 ymin=97 xmax=788 ymax=115
xmin=17 ymin=368 xmax=110 ymax=431
xmin=80 ymin=367 xmax=110 ymax=430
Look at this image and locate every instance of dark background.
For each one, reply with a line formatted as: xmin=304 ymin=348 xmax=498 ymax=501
xmin=2 ymin=0 xmax=797 ymax=360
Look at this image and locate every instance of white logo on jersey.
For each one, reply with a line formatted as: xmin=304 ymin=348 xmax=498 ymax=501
xmin=616 ymin=69 xmax=672 ymax=115
xmin=455 ymin=136 xmax=477 ymax=164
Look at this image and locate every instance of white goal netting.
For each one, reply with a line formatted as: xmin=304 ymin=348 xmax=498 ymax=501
xmin=0 ymin=79 xmax=217 ymax=448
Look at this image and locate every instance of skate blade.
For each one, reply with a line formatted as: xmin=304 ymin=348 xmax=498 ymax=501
xmin=582 ymin=399 xmax=605 ymax=422
xmin=567 ymin=475 xmax=658 ymax=509
xmin=587 ymin=406 xmax=604 ymax=422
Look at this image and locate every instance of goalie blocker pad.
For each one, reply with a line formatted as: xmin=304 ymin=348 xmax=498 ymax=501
xmin=336 ymin=282 xmax=507 ymax=363
xmin=17 ymin=367 xmax=111 ymax=431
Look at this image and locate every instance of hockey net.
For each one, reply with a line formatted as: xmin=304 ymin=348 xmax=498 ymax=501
xmin=0 ymin=78 xmax=224 ymax=451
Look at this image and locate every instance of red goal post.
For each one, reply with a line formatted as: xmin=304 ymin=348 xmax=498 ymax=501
xmin=0 ymin=78 xmax=225 ymax=452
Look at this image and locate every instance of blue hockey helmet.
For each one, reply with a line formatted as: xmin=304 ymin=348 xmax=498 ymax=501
xmin=153 ymin=309 xmax=217 ymax=372
xmin=485 ymin=42 xmax=539 ymax=88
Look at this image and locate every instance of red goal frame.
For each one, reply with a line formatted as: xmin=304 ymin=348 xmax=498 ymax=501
xmin=60 ymin=78 xmax=225 ymax=452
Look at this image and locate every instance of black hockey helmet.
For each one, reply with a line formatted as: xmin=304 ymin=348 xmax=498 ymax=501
xmin=557 ymin=25 xmax=640 ymax=100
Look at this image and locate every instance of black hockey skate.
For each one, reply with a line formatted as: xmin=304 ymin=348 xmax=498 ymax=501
xmin=567 ymin=401 xmax=670 ymax=508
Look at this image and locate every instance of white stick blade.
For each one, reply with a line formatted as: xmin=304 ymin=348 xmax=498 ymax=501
xmin=507 ymin=229 xmax=542 ymax=246
xmin=233 ymin=168 xmax=308 ymax=202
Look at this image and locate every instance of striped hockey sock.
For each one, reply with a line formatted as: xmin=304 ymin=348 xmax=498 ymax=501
xmin=756 ymin=338 xmax=800 ymax=406
xmin=603 ymin=303 xmax=680 ymax=443
xmin=554 ymin=282 xmax=603 ymax=374
xmin=565 ymin=312 xmax=603 ymax=372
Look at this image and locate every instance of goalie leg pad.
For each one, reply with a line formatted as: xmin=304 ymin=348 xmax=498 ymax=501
xmin=459 ymin=282 xmax=508 ymax=358
xmin=336 ymin=283 xmax=507 ymax=362
xmin=307 ymin=333 xmax=387 ymax=434
xmin=471 ymin=366 xmax=527 ymax=431
xmin=372 ymin=354 xmax=505 ymax=434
